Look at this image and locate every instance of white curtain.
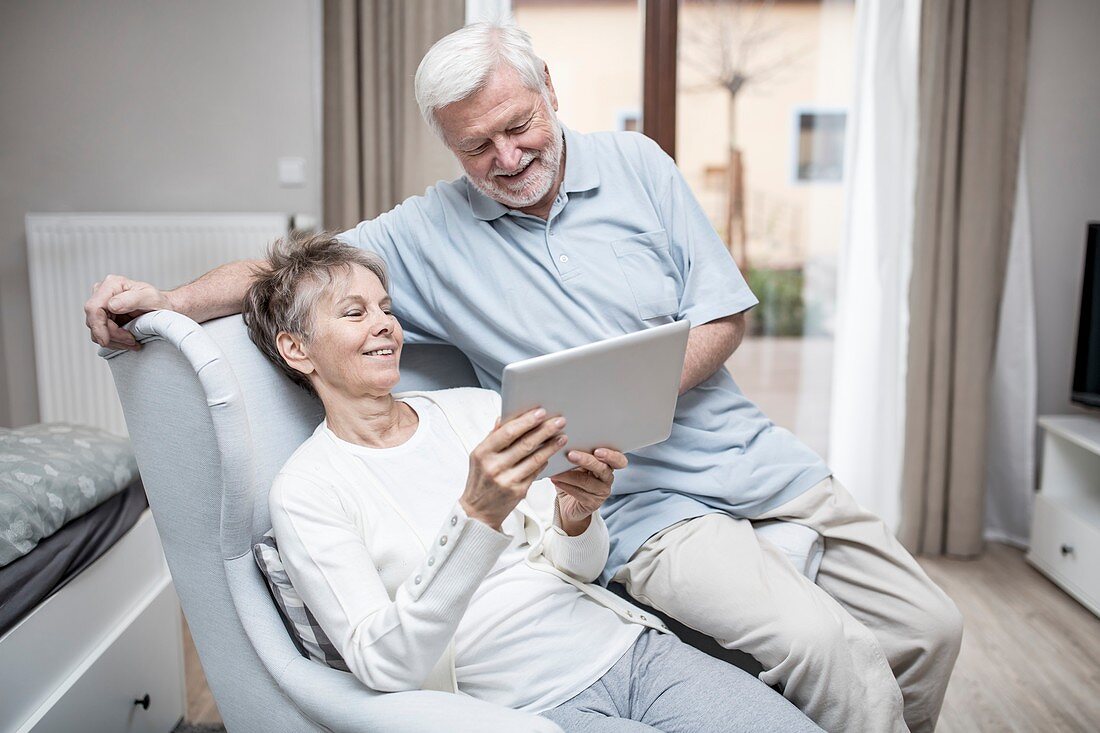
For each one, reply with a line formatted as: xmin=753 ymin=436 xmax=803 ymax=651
xmin=984 ymin=143 xmax=1037 ymax=547
xmin=828 ymin=0 xmax=920 ymax=532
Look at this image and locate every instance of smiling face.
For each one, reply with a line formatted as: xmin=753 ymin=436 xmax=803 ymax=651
xmin=276 ymin=264 xmax=403 ymax=406
xmin=434 ymin=63 xmax=564 ymax=213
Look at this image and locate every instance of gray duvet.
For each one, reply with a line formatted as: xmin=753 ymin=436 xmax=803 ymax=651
xmin=0 ymin=424 xmax=137 ymax=567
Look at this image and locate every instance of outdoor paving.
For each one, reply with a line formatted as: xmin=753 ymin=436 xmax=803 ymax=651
xmin=726 ymin=336 xmax=834 ymax=460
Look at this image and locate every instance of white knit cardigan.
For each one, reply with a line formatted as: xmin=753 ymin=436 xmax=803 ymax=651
xmin=269 ymin=387 xmax=668 ymax=695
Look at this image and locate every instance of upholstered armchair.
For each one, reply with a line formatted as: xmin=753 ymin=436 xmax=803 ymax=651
xmin=103 ymin=311 xmax=561 ymax=732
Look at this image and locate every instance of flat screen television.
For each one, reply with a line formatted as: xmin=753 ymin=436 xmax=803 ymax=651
xmin=1072 ymin=222 xmax=1100 ymax=408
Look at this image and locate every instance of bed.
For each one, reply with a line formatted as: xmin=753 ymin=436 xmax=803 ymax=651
xmin=0 ymin=425 xmax=184 ymax=733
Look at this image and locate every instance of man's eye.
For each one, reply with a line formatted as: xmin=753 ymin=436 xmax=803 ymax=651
xmin=344 ymin=310 xmax=362 ymax=317
xmin=511 ymin=121 xmax=531 ymax=133
xmin=467 ymin=144 xmax=488 ymax=156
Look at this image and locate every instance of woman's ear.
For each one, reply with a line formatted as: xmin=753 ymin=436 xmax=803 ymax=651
xmin=276 ymin=331 xmax=315 ymax=378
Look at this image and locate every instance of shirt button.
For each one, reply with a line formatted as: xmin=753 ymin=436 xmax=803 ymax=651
xmin=414 ymin=575 xmax=422 ymax=585
xmin=427 ymin=557 xmax=435 ymax=566
xmin=439 ymin=536 xmax=448 ymax=546
xmin=559 ymin=254 xmax=569 ymax=264
xmin=450 ymin=515 xmax=457 ymax=526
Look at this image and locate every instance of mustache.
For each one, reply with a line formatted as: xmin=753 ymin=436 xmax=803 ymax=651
xmin=489 ymin=151 xmax=538 ymax=177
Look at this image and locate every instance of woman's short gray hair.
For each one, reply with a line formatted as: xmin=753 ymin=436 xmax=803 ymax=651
xmin=415 ymin=20 xmax=547 ymax=139
xmin=243 ymin=230 xmax=388 ymax=395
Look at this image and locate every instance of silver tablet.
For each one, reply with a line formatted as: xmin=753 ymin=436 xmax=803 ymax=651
xmin=500 ymin=320 xmax=691 ymax=479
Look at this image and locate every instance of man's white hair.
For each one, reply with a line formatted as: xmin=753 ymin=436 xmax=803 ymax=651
xmin=415 ymin=20 xmax=547 ymax=140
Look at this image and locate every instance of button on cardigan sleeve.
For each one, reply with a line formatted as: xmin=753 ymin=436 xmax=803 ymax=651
xmin=270 ymin=474 xmax=509 ymax=692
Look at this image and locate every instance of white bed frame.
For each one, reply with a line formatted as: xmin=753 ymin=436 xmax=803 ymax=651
xmin=0 ymin=509 xmax=185 ymax=733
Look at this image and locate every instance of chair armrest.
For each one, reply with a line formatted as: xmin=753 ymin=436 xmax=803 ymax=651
xmin=100 ymin=310 xmax=261 ymax=559
xmin=276 ymin=656 xmax=563 ymax=733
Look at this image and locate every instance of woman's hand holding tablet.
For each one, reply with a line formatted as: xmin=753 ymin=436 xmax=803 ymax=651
xmin=500 ymin=321 xmax=690 ymax=481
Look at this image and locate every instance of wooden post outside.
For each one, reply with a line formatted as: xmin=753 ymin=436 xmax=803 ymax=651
xmin=642 ymin=0 xmax=678 ymax=159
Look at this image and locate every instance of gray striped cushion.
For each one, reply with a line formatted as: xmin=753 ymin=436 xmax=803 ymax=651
xmin=253 ymin=531 xmax=349 ymax=672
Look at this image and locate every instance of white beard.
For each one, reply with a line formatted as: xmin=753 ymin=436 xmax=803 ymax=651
xmin=468 ymin=116 xmax=564 ymax=209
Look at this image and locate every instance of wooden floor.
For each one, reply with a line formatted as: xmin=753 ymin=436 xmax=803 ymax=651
xmin=182 ymin=617 xmax=222 ymax=725
xmin=183 ymin=543 xmax=1100 ymax=731
xmin=919 ymin=543 xmax=1100 ymax=733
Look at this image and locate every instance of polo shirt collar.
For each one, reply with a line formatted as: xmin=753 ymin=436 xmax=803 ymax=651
xmin=560 ymin=125 xmax=601 ymax=195
xmin=467 ymin=125 xmax=601 ymax=221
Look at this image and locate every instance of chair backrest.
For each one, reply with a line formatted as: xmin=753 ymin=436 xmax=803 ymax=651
xmin=103 ymin=312 xmax=480 ymax=732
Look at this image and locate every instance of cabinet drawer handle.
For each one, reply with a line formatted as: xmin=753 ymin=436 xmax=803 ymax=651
xmin=1060 ymin=544 xmax=1074 ymax=557
xmin=134 ymin=694 xmax=150 ymax=710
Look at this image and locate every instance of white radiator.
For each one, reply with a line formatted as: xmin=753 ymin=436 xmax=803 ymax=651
xmin=25 ymin=213 xmax=290 ymax=436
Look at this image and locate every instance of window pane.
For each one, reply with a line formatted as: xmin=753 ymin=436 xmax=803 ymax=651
xmin=677 ymin=0 xmax=856 ymax=458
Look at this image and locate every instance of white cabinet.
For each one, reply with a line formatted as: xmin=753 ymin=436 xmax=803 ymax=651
xmin=1027 ymin=416 xmax=1100 ymax=617
xmin=1 ymin=511 xmax=185 ymax=733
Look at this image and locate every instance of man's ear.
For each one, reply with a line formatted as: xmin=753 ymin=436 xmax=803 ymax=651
xmin=543 ymin=62 xmax=559 ymax=112
xmin=276 ymin=331 xmax=316 ymax=379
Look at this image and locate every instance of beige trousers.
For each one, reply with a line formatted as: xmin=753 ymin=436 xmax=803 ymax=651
xmin=613 ymin=478 xmax=963 ymax=733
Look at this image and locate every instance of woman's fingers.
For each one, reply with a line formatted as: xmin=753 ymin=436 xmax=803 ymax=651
xmin=565 ymin=450 xmax=614 ymax=486
xmin=551 ymin=474 xmax=605 ymax=501
xmin=465 ymin=411 xmax=568 ymax=528
xmin=592 ymin=448 xmax=628 ymax=470
xmin=503 ymin=434 xmax=568 ymax=486
xmin=479 ymin=407 xmax=549 ymax=453
xmin=498 ymin=416 xmax=566 ymax=468
xmin=553 ymin=469 xmax=609 ymax=498
xmin=514 ymin=457 xmax=553 ymax=488
xmin=553 ymin=476 xmax=610 ymax=520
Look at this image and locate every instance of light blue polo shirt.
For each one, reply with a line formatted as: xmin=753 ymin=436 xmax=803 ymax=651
xmin=340 ymin=126 xmax=831 ymax=583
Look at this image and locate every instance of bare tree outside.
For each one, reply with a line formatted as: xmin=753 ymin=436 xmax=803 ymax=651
xmin=680 ymin=0 xmax=809 ymax=272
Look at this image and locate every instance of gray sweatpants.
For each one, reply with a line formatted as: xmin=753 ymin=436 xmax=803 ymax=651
xmin=540 ymin=629 xmax=822 ymax=732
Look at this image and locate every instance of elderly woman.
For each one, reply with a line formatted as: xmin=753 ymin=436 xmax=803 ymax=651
xmin=242 ymin=232 xmax=820 ymax=732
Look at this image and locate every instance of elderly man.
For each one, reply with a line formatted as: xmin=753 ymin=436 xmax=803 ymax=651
xmin=85 ymin=20 xmax=961 ymax=733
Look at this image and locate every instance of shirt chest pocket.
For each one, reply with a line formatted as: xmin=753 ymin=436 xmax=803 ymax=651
xmin=610 ymin=230 xmax=682 ymax=320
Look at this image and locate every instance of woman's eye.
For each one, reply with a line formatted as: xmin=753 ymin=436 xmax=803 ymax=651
xmin=344 ymin=310 xmax=362 ymax=318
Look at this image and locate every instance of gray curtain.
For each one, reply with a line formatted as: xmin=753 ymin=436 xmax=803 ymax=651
xmin=323 ymin=0 xmax=464 ymax=230
xmin=899 ymin=0 xmax=1032 ymax=556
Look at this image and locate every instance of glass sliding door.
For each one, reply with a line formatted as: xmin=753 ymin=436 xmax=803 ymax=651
xmin=676 ymin=0 xmax=855 ymax=457
xmin=507 ymin=0 xmax=856 ymax=458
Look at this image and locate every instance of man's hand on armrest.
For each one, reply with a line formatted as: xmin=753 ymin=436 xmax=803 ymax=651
xmin=83 ymin=258 xmax=264 ymax=351
xmin=84 ymin=275 xmax=173 ymax=351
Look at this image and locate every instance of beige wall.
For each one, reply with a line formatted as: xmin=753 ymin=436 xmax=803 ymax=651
xmin=0 ymin=0 xmax=322 ymax=428
xmin=513 ymin=1 xmax=643 ymax=133
xmin=1025 ymin=0 xmax=1100 ymax=417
